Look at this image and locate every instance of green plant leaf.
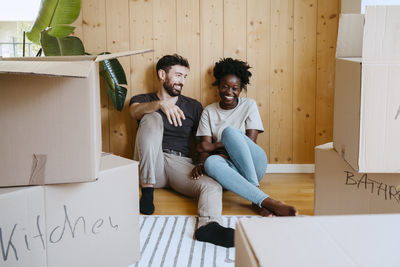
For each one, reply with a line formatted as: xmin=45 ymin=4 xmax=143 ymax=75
xmin=48 ymin=25 xmax=76 ymax=38
xmin=99 ymin=55 xmax=127 ymax=111
xmin=108 ymin=84 xmax=127 ymax=112
xmin=41 ymin=30 xmax=85 ymax=56
xmin=27 ymin=0 xmax=81 ymax=44
xmin=99 ymin=53 xmax=127 ymax=85
xmin=100 ymin=67 xmax=127 ymax=112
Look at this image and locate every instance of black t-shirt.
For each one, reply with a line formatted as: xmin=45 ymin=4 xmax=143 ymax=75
xmin=130 ymin=93 xmax=203 ymax=157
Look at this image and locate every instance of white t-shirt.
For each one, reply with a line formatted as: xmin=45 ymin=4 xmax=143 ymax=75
xmin=196 ymin=98 xmax=264 ymax=142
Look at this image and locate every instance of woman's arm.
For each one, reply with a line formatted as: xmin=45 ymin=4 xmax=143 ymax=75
xmin=197 ymin=138 xmax=223 ymax=153
xmin=192 ymin=136 xmax=215 ymax=179
xmin=246 ymin=129 xmax=259 ymax=143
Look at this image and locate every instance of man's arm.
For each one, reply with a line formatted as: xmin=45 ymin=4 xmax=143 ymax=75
xmin=130 ymin=97 xmax=186 ymax=126
xmin=129 ymin=101 xmax=161 ymax=121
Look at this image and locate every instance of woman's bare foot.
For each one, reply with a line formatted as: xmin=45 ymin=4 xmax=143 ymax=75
xmin=261 ymin=197 xmax=298 ymax=216
xmin=251 ymin=203 xmax=275 ymax=217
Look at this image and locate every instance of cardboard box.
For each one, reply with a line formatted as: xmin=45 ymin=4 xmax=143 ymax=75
xmin=314 ymin=143 xmax=400 ymax=215
xmin=0 ymin=49 xmax=152 ymax=187
xmin=333 ymin=6 xmax=400 ymax=173
xmin=235 ymin=215 xmax=398 ymax=267
xmin=340 ymin=0 xmax=400 ymax=14
xmin=335 ymin=14 xmax=364 ymax=58
xmin=334 ymin=58 xmax=400 ymax=173
xmin=337 ymin=6 xmax=400 ymax=59
xmin=0 ymin=154 xmax=140 ymax=267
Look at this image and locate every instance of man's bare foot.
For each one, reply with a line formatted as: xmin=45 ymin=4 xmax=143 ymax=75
xmin=251 ymin=203 xmax=274 ymax=217
xmin=261 ymin=197 xmax=298 ymax=216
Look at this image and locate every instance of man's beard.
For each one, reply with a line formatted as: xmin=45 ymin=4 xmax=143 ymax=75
xmin=163 ymin=80 xmax=183 ymax=97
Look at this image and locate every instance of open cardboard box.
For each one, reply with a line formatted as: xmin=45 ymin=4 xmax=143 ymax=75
xmin=0 ymin=154 xmax=140 ymax=267
xmin=333 ymin=6 xmax=400 ymax=173
xmin=235 ymin=215 xmax=398 ymax=267
xmin=314 ymin=143 xmax=400 ymax=215
xmin=0 ymin=49 xmax=152 ymax=187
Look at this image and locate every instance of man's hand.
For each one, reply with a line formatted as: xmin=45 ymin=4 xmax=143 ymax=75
xmin=191 ymin=163 xmax=205 ymax=180
xmin=160 ymin=98 xmax=186 ymax=127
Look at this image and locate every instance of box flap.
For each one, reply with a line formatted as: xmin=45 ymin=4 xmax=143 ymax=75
xmin=235 ymin=221 xmax=259 ymax=267
xmin=336 ymin=57 xmax=362 ymax=63
xmin=0 ymin=48 xmax=153 ymax=77
xmin=238 ymin=218 xmax=356 ymax=267
xmin=0 ymin=55 xmax=97 ymax=62
xmin=314 ymin=142 xmax=333 ymax=150
xmin=336 ymin=14 xmax=364 ymax=58
xmin=0 ymin=60 xmax=93 ymax=77
xmin=363 ymin=5 xmax=400 ymax=62
xmin=94 ymin=48 xmax=154 ymax=62
xmin=100 ymin=153 xmax=138 ymax=172
xmin=333 ymin=58 xmax=362 ymax=171
xmin=238 ymin=215 xmax=399 ymax=267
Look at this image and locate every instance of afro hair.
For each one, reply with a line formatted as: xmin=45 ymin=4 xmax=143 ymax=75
xmin=212 ymin=58 xmax=252 ymax=90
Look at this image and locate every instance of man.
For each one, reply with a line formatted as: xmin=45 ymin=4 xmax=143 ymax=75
xmin=129 ymin=54 xmax=234 ymax=247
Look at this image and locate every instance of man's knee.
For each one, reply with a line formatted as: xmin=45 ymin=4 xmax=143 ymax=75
xmin=140 ymin=112 xmax=163 ymax=129
xmin=197 ymin=176 xmax=223 ymax=194
xmin=137 ymin=112 xmax=163 ymax=141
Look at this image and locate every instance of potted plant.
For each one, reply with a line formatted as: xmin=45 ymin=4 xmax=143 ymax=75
xmin=26 ymin=0 xmax=127 ymax=111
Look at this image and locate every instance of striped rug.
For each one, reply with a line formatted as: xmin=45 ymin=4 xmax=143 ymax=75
xmin=129 ymin=215 xmax=257 ymax=267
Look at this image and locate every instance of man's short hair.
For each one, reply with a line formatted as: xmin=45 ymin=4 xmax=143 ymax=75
xmin=156 ymin=54 xmax=190 ymax=79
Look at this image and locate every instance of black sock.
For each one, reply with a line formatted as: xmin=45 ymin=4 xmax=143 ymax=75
xmin=195 ymin=222 xmax=234 ymax=248
xmin=140 ymin=187 xmax=154 ymax=215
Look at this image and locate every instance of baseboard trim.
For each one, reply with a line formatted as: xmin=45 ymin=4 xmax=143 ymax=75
xmin=266 ymin=164 xmax=315 ymax=173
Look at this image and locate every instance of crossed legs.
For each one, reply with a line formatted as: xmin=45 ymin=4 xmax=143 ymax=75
xmin=205 ymin=127 xmax=298 ymax=216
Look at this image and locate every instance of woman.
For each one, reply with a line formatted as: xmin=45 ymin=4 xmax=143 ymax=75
xmin=192 ymin=58 xmax=297 ymax=217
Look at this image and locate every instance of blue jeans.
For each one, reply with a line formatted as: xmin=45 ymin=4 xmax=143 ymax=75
xmin=204 ymin=127 xmax=268 ymax=207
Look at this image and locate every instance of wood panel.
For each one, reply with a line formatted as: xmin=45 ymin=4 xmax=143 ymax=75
xmin=177 ymin=0 xmax=200 ymax=100
xmin=129 ymin=0 xmax=155 ymax=152
xmin=77 ymin=0 xmax=340 ymax=165
xmin=246 ymin=0 xmax=271 ymax=156
xmin=153 ymin=0 xmax=177 ymax=68
xmin=269 ymin=0 xmax=294 ymax=164
xmin=105 ymin=0 xmax=132 ymax=158
xmin=223 ymin=0 xmax=247 ymax=60
xmin=293 ymin=0 xmax=317 ymax=163
xmin=81 ymin=0 xmax=109 ymax=153
xmin=316 ymin=0 xmax=339 ymax=146
xmin=200 ymin=0 xmax=224 ymax=107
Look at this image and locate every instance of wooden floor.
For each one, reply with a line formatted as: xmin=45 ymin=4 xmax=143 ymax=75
xmin=152 ymin=173 xmax=314 ymax=216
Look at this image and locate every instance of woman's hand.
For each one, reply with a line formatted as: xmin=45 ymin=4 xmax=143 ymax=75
xmin=191 ymin=163 xmax=205 ymax=180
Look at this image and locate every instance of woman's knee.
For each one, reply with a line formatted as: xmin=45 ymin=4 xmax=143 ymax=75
xmin=221 ymin=126 xmax=239 ymax=139
xmin=221 ymin=126 xmax=242 ymax=145
xmin=204 ymin=155 xmax=224 ymax=174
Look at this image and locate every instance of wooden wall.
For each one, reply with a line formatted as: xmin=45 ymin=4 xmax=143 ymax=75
xmin=72 ymin=0 xmax=339 ymax=164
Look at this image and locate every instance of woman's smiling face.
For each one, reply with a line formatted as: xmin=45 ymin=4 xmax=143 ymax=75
xmin=218 ymin=74 xmax=242 ymax=110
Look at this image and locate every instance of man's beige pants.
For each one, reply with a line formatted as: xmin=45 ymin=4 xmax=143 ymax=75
xmin=134 ymin=112 xmax=223 ymax=227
